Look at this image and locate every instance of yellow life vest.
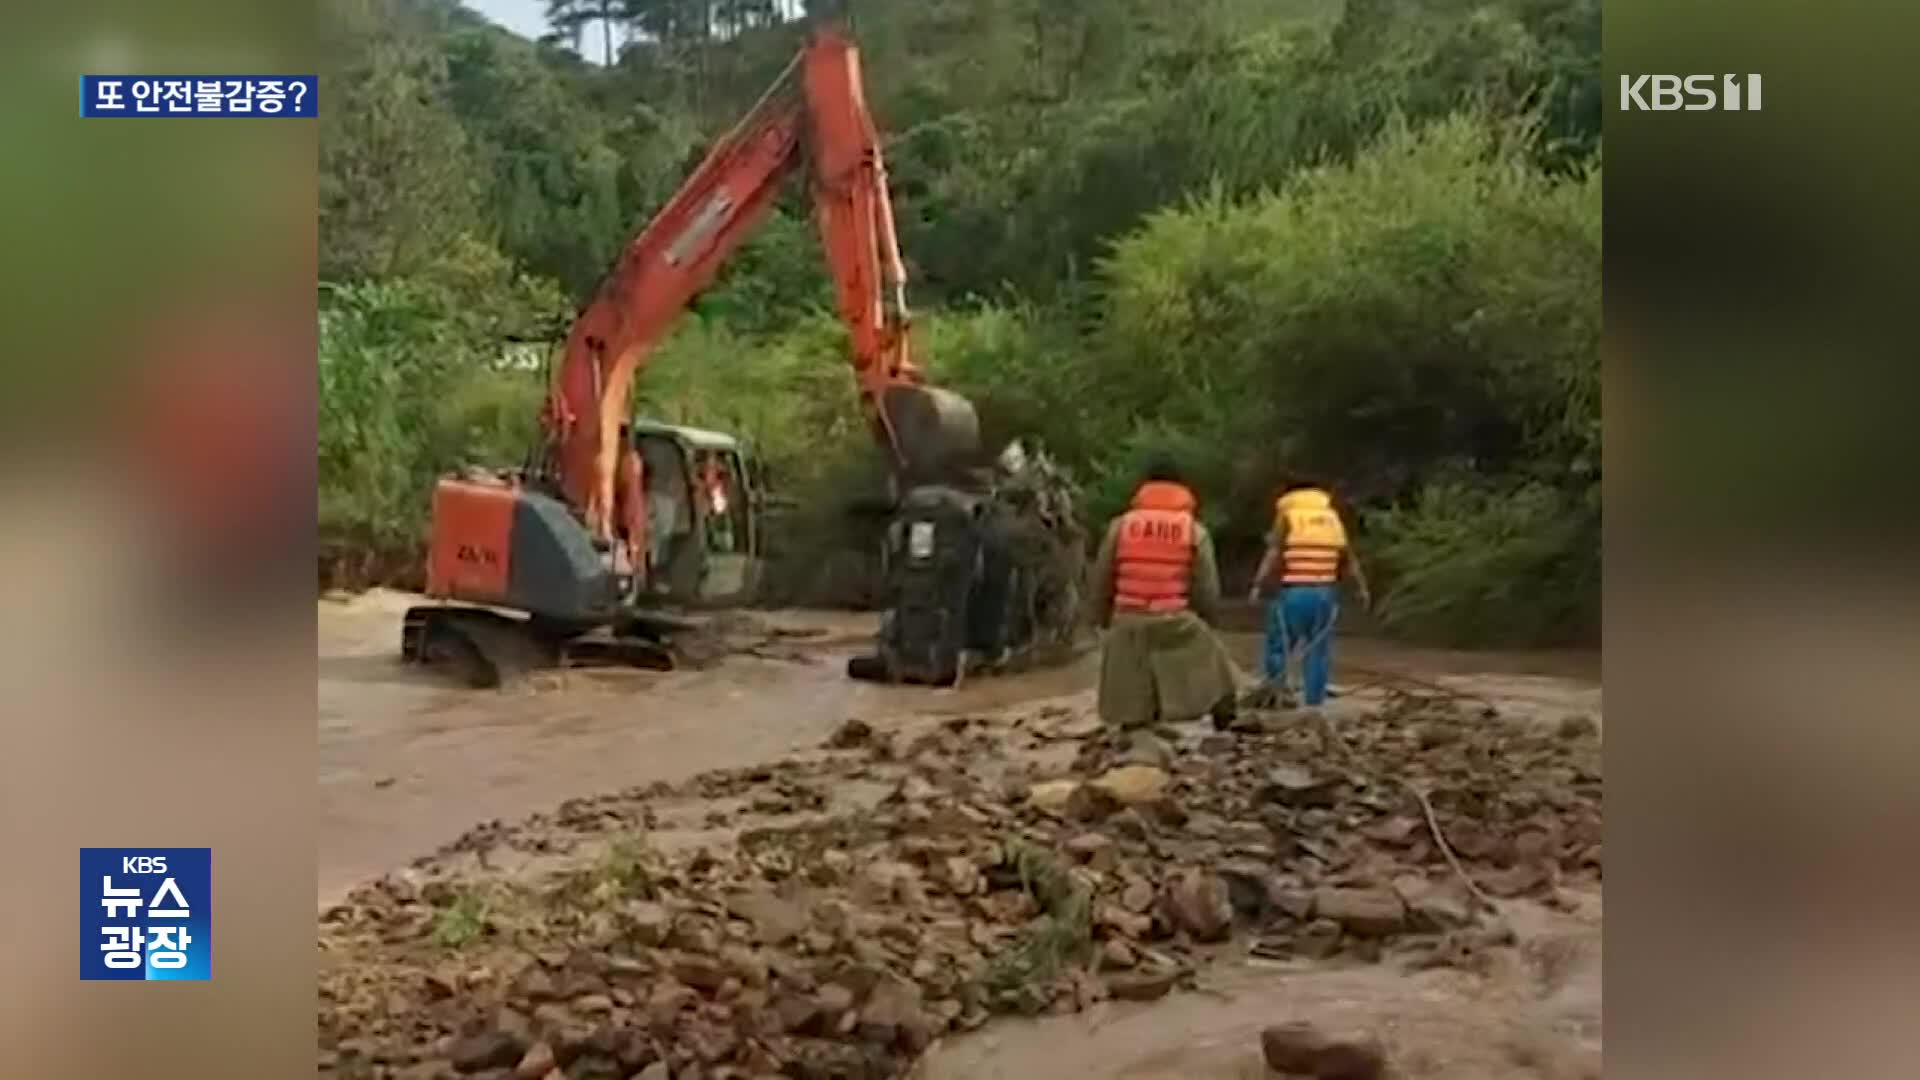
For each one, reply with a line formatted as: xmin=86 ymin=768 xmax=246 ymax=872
xmin=1273 ymin=487 xmax=1346 ymax=585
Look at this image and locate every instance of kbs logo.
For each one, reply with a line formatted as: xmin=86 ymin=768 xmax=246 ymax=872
xmin=1619 ymin=74 xmax=1762 ymax=111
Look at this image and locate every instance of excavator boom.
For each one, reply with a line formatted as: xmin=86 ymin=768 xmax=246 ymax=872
xmin=407 ymin=22 xmax=1064 ymax=692
xmin=541 ymin=26 xmax=978 ymax=571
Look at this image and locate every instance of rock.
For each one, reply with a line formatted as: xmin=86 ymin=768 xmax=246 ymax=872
xmin=1102 ymin=939 xmax=1138 ymax=968
xmin=573 ymin=993 xmax=614 ymax=1014
xmin=424 ymin=970 xmax=461 ymax=1000
xmin=1027 ymin=779 xmax=1082 ymax=814
xmin=668 ymin=953 xmax=729 ymax=993
xmin=1119 ymin=877 xmax=1157 ymax=913
xmin=633 ymin=1063 xmax=671 ymax=1080
xmin=1122 ymin=732 xmax=1174 ymax=769
xmin=667 ymin=916 xmax=720 ymax=954
xmin=514 ymin=968 xmax=560 ymax=999
xmin=725 ymin=889 xmax=808 ymax=945
xmin=1088 ymin=765 xmax=1169 ymax=808
xmin=1296 ymin=919 xmax=1343 ymax=959
xmin=857 ymin=860 xmax=925 ymax=907
xmin=1394 ymin=878 xmax=1473 ymax=932
xmin=1064 ymin=832 xmax=1114 ymax=863
xmin=1313 ymin=888 xmax=1407 ymax=937
xmin=720 ymin=945 xmax=770 ymax=988
xmin=1057 ymin=715 xmax=1104 ymax=739
xmin=1260 ymin=1022 xmax=1387 ymax=1079
xmin=606 ymin=955 xmax=649 ymax=978
xmin=531 ymin=1000 xmax=573 ymax=1029
xmin=1096 ymin=904 xmax=1154 ymax=941
xmin=1361 ymin=816 xmax=1420 ymax=846
xmin=623 ymin=902 xmax=672 ymax=947
xmin=894 ymin=774 xmax=940 ymax=803
xmin=939 ymin=855 xmax=984 ymax=896
xmin=817 ymin=983 xmax=856 ymax=1016
xmin=1262 ymin=763 xmax=1338 ymax=808
xmin=449 ymin=1031 xmax=525 ymax=1073
xmin=774 ymin=992 xmax=824 ymax=1035
xmin=511 ymin=1043 xmax=556 ymax=1080
xmin=1266 ymin=883 xmax=1315 ymax=921
xmin=1557 ymin=713 xmax=1597 ymax=739
xmin=1162 ymin=870 xmax=1233 ymax=941
xmin=860 ymin=976 xmax=934 ymax=1051
xmin=1108 ymin=808 xmax=1154 ymax=841
xmin=1216 ymin=862 xmax=1276 ymax=919
xmin=1105 ymin=966 xmax=1180 ymax=1001
xmin=826 ymin=718 xmax=873 ymax=748
xmin=493 ymin=1007 xmax=534 ymax=1045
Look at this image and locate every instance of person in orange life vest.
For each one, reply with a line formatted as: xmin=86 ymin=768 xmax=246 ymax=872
xmin=1089 ymin=459 xmax=1239 ymax=731
xmin=1248 ymin=479 xmax=1371 ymax=709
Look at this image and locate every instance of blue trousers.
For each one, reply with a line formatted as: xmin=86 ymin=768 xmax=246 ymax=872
xmin=1264 ymin=584 xmax=1338 ymax=706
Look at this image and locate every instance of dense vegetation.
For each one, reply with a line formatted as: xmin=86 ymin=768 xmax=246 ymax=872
xmin=318 ymin=0 xmax=1600 ymax=645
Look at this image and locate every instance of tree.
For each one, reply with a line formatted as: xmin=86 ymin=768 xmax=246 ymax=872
xmin=546 ymin=0 xmax=630 ymax=66
xmin=319 ymin=0 xmax=483 ymax=281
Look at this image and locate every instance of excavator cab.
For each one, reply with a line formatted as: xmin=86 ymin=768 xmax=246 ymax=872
xmin=630 ymin=420 xmax=762 ymax=608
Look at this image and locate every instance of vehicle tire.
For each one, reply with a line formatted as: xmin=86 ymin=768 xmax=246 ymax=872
xmin=846 ymin=653 xmax=890 ymax=682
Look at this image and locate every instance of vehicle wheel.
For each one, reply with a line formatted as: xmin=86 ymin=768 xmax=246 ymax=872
xmin=846 ymin=653 xmax=890 ymax=682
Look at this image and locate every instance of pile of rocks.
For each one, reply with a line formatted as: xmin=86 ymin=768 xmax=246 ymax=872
xmin=319 ymin=691 xmax=1601 ymax=1079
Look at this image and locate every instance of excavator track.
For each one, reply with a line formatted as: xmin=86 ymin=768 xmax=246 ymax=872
xmin=402 ymin=606 xmax=681 ymax=688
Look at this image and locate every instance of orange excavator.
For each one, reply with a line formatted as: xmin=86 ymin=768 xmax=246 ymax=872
xmin=401 ymin=22 xmax=1083 ymax=686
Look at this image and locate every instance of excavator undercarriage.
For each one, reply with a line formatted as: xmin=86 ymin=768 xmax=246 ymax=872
xmin=400 ymin=606 xmax=685 ymax=689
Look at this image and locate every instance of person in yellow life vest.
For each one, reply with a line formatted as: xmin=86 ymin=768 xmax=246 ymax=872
xmin=1248 ymin=480 xmax=1372 ymax=709
xmin=1089 ymin=459 xmax=1239 ymax=731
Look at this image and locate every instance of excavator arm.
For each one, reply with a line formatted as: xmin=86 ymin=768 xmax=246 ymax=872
xmin=541 ymin=26 xmax=978 ymax=561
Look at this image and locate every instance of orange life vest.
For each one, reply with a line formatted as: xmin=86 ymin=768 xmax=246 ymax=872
xmin=1274 ymin=487 xmax=1347 ymax=585
xmin=1114 ymin=481 xmax=1198 ymax=613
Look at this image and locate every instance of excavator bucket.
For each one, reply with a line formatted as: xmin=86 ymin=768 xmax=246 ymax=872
xmin=882 ymin=384 xmax=981 ymax=482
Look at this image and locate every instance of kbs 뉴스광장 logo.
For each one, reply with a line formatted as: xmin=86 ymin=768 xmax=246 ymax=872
xmin=80 ymin=848 xmax=211 ymax=980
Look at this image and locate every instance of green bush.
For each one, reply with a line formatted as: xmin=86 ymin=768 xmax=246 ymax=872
xmin=1089 ymin=110 xmax=1598 ymax=537
xmin=1363 ymin=479 xmax=1598 ymax=646
xmin=317 ymin=259 xmax=564 ymax=587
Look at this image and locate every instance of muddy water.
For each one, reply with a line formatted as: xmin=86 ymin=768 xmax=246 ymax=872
xmin=319 ymin=591 xmax=1598 ymax=908
xmin=921 ymin=896 xmax=1602 ymax=1080
xmin=320 ymin=593 xmax=1096 ymax=907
